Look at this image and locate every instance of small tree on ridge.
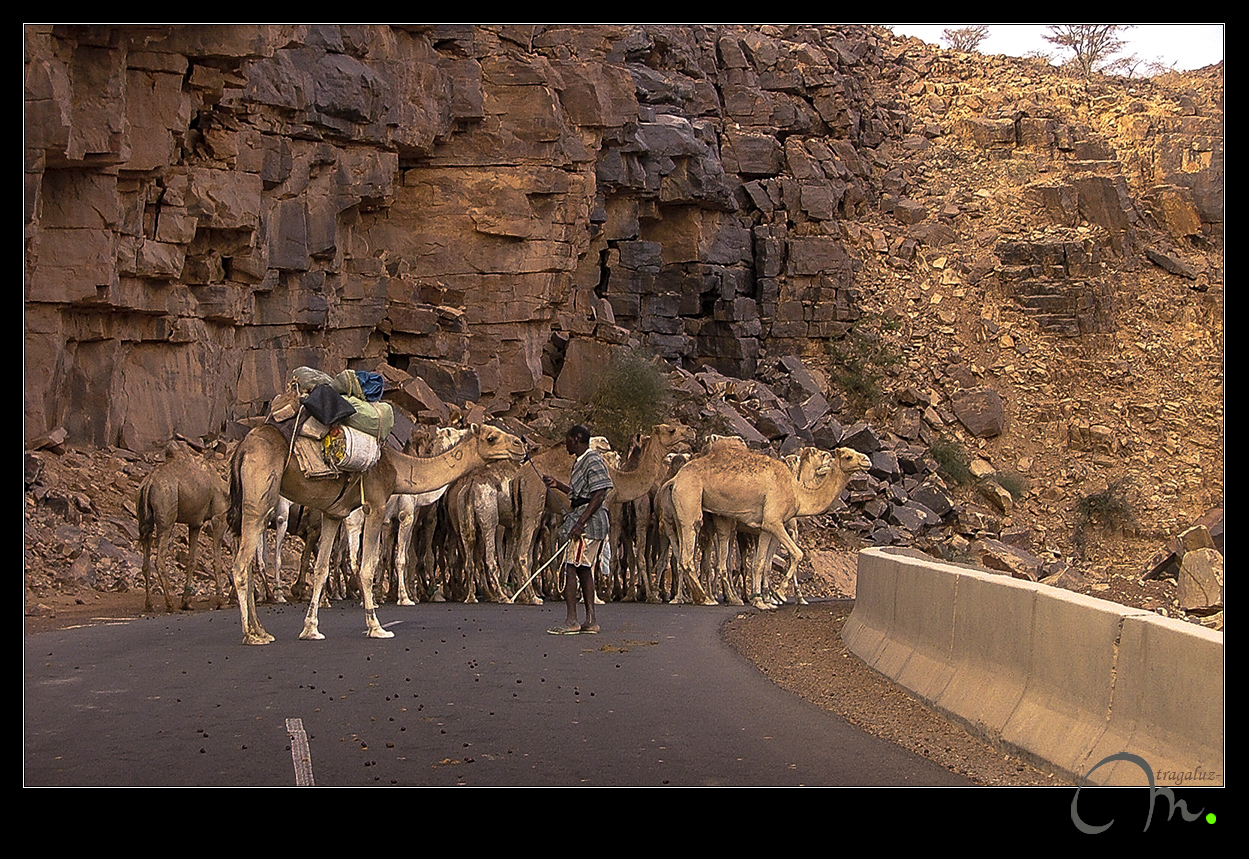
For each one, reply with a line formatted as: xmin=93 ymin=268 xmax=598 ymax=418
xmin=941 ymin=26 xmax=990 ymax=53
xmin=1042 ymin=25 xmax=1134 ymax=79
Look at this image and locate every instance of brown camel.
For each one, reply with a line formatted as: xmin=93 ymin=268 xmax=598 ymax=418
xmin=137 ymin=441 xmax=230 ymax=612
xmin=669 ymin=445 xmax=870 ymax=609
xmin=604 ymin=423 xmax=694 ymax=601
xmin=511 ymin=442 xmax=575 ymax=601
xmin=227 ymin=422 xmax=526 ymax=644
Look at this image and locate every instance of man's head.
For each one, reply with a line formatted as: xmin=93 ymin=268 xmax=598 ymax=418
xmin=565 ymin=424 xmax=591 ymax=455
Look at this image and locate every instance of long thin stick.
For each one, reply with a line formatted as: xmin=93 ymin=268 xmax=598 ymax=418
xmin=505 ymin=540 xmax=570 ymax=604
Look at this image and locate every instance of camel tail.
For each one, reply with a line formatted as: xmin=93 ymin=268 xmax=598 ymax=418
xmin=228 ymin=432 xmax=280 ymax=537
xmin=137 ymin=481 xmax=156 ymax=542
xmin=227 ymin=442 xmax=246 ymax=537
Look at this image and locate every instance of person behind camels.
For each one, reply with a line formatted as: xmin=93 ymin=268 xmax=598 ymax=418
xmin=543 ymin=424 xmax=612 ymax=634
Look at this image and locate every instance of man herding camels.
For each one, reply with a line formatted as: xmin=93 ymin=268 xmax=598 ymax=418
xmin=543 ymin=425 xmax=613 ymax=635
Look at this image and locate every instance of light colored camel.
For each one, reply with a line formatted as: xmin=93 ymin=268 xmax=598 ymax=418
xmin=251 ymin=496 xmax=293 ymax=604
xmin=448 ymin=459 xmax=527 ymax=603
xmin=137 ymin=441 xmax=230 ymax=612
xmin=703 ymin=450 xmax=823 ymax=608
xmin=669 ymin=445 xmax=870 ymax=609
xmin=227 ymin=422 xmax=526 ymax=644
xmin=342 ymin=426 xmax=471 ymax=605
xmin=653 ymin=435 xmax=747 ymax=604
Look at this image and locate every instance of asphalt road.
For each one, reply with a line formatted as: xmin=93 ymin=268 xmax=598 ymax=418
xmin=25 ymin=601 xmax=970 ymax=786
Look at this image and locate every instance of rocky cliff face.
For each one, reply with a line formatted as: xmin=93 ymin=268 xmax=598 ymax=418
xmin=25 ymin=27 xmax=1222 ymax=511
xmin=21 ymin=25 xmax=931 ymax=447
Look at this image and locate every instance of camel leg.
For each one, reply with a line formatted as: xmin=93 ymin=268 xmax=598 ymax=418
xmin=140 ymin=536 xmax=157 ymax=613
xmin=654 ymin=534 xmax=674 ymax=602
xmin=636 ymin=500 xmax=659 ymax=604
xmin=672 ymin=500 xmax=716 ymax=607
xmin=209 ymin=518 xmax=229 ymax=606
xmin=481 ymin=520 xmax=507 ymax=603
xmin=269 ymin=498 xmax=291 ymax=603
xmin=764 ymin=520 xmax=804 ymax=606
xmin=153 ymin=526 xmax=178 ymax=613
xmin=458 ymin=507 xmax=479 ymax=604
xmin=749 ymin=533 xmax=774 ymax=610
xmin=713 ymin=519 xmax=744 ymax=607
xmin=181 ymin=522 xmax=204 ymax=610
xmin=612 ymin=505 xmax=633 ymax=602
xmin=417 ymin=505 xmax=445 ymax=601
xmin=299 ymin=516 xmax=343 ymax=640
xmin=787 ymin=521 xmax=808 ymax=605
xmin=344 ymin=509 xmax=364 ymax=600
xmin=394 ymin=505 xmax=416 ymax=606
xmin=356 ymin=509 xmax=394 ymax=638
xmin=653 ymin=501 xmax=679 ymax=602
xmin=252 ymin=541 xmax=272 ymax=604
xmin=233 ymin=516 xmax=274 ymax=645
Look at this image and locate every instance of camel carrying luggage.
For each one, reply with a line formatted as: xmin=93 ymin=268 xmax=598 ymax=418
xmin=269 ymin=366 xmax=394 ymax=477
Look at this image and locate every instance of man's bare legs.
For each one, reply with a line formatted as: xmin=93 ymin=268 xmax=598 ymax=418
xmin=558 ymin=562 xmax=598 ymax=633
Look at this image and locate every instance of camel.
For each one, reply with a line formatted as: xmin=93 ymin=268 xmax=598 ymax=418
xmin=227 ymin=422 xmax=526 ymax=644
xmin=250 ymin=496 xmax=293 ymax=604
xmin=511 ymin=442 xmax=575 ymax=602
xmin=342 ymin=426 xmax=472 ymax=606
xmin=703 ymin=451 xmax=822 ymax=608
xmin=136 ymin=441 xmax=230 ymax=612
xmin=654 ymin=435 xmax=749 ymax=604
xmin=668 ymin=444 xmax=870 ymax=609
xmin=448 ymin=459 xmax=526 ymax=603
xmin=603 ymin=423 xmax=695 ymax=601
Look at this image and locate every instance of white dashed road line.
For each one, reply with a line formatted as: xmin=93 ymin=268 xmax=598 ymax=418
xmin=286 ymin=718 xmax=315 ymax=786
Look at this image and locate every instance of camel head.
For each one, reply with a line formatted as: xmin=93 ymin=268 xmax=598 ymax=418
xmin=410 ymin=425 xmax=473 ymax=457
xmin=653 ymin=422 xmax=696 ymax=453
xmin=472 ymin=423 xmax=527 ymax=463
xmin=833 ymin=446 xmax=871 ymax=476
xmin=793 ymin=446 xmax=869 ymax=488
xmin=701 ymin=433 xmax=746 ymax=455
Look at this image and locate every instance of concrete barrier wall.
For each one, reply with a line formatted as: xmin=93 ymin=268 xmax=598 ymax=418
xmin=842 ymin=546 xmax=1224 ymax=786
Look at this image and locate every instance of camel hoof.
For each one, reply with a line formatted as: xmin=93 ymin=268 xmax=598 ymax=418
xmin=697 ymin=597 xmax=719 ymax=607
xmin=243 ymin=632 xmax=274 ymax=645
xmin=398 ymin=598 xmax=415 ymax=606
xmin=367 ymin=628 xmax=395 ymax=639
xmin=299 ymin=627 xmax=325 ymax=641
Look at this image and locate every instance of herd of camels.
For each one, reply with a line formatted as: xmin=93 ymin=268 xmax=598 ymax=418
xmin=137 ymin=413 xmax=870 ymax=645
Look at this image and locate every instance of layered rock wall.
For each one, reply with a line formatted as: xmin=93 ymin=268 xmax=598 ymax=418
xmin=25 ymin=25 xmax=895 ymax=449
xmin=24 ymin=25 xmax=1222 ymax=454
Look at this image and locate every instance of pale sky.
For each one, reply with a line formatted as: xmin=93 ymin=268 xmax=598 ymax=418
xmin=889 ymin=24 xmax=1224 ymax=72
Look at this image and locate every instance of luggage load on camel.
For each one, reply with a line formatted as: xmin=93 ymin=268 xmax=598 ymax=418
xmin=268 ymin=366 xmax=394 ymax=476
